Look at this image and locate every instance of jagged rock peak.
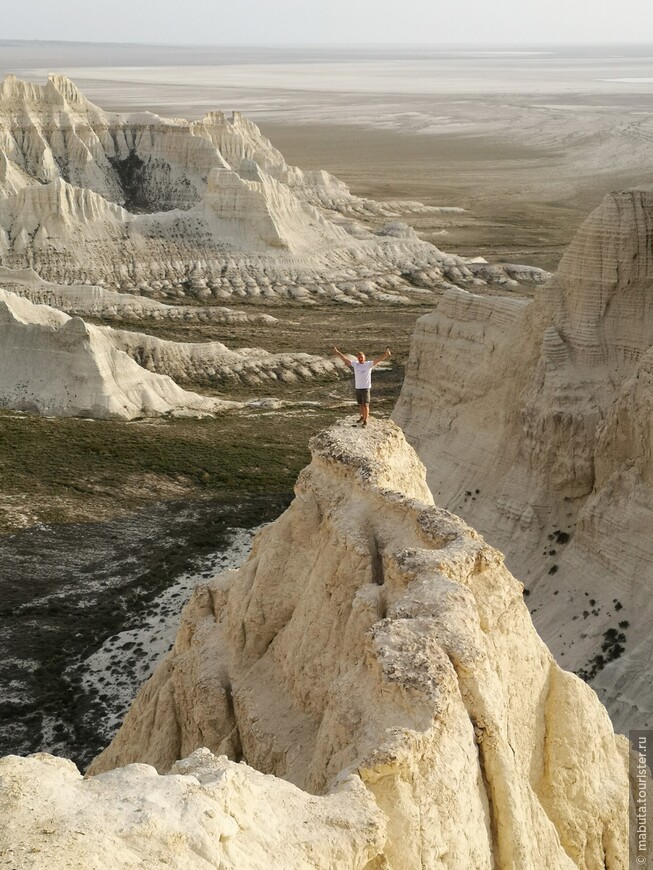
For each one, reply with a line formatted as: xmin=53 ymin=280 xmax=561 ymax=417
xmin=89 ymin=419 xmax=627 ymax=869
xmin=46 ymin=73 xmax=89 ymax=105
xmin=0 ymin=73 xmax=88 ymax=107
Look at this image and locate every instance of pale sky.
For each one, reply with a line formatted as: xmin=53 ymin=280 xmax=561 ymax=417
xmin=3 ymin=0 xmax=653 ymax=45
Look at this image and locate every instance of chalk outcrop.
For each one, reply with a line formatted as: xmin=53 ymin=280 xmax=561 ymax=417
xmin=0 ymin=750 xmax=384 ymax=870
xmin=0 ymin=74 xmax=548 ymax=301
xmin=0 ymin=289 xmax=229 ymax=419
xmin=393 ymin=190 xmax=653 ymax=730
xmin=0 ymin=287 xmax=347 ymax=416
xmin=0 ymin=266 xmax=277 ymax=324
xmin=89 ymin=420 xmax=628 ymax=869
xmin=105 ymin=326 xmax=343 ymax=387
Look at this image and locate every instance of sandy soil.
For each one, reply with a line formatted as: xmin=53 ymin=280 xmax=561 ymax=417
xmin=261 ymin=122 xmax=587 ymax=270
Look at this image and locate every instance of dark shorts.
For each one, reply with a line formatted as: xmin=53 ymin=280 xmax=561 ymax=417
xmin=355 ymin=388 xmax=371 ymax=405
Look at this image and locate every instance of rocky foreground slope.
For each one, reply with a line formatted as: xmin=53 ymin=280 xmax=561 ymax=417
xmin=57 ymin=420 xmax=629 ymax=869
xmin=393 ymin=189 xmax=653 ymax=731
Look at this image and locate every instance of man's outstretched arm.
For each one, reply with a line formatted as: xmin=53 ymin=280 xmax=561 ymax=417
xmin=372 ymin=347 xmax=392 ymax=366
xmin=333 ymin=346 xmax=353 ymax=365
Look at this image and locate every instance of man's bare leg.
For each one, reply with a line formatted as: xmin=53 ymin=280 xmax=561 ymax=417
xmin=362 ymin=402 xmax=370 ymax=426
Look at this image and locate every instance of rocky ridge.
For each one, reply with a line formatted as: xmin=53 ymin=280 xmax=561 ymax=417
xmin=393 ymin=189 xmax=653 ymax=731
xmin=0 ymin=750 xmax=384 ymax=869
xmin=85 ymin=420 xmax=628 ymax=869
xmin=0 ymin=266 xmax=278 ymax=325
xmin=0 ymin=74 xmax=548 ymax=302
xmin=106 ymin=326 xmax=342 ymax=388
xmin=0 ymin=289 xmax=235 ymax=419
xmin=0 ymin=287 xmax=345 ymax=417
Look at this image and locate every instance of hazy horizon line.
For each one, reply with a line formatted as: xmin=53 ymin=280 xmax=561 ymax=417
xmin=3 ymin=38 xmax=653 ymax=49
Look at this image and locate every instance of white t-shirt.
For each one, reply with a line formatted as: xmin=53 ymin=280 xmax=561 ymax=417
xmin=351 ymin=360 xmax=374 ymax=389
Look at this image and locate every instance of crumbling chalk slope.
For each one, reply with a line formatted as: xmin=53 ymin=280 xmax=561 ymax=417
xmin=0 ymin=750 xmax=384 ymax=870
xmin=0 ymin=289 xmax=227 ymax=419
xmin=89 ymin=420 xmax=628 ymax=869
xmin=0 ymin=284 xmax=347 ymax=417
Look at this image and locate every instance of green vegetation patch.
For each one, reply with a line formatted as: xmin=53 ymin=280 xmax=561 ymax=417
xmin=0 ymin=405 xmax=340 ymax=534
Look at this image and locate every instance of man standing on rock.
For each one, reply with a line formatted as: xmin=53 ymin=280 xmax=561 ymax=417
xmin=333 ymin=346 xmax=392 ymax=427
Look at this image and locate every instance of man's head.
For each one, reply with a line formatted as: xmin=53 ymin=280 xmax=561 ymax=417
xmin=356 ymin=351 xmax=366 ymax=363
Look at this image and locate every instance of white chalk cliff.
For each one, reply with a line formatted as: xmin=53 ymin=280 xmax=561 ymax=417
xmin=393 ymin=189 xmax=653 ymax=732
xmin=83 ymin=420 xmax=628 ymax=869
xmin=0 ymin=286 xmax=346 ymax=417
xmin=0 ymin=74 xmax=548 ymax=301
xmin=0 ymin=289 xmax=230 ymax=419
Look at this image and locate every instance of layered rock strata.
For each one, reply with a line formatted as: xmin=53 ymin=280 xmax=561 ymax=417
xmin=0 ymin=74 xmax=548 ymax=301
xmin=0 ymin=266 xmax=278 ymax=325
xmin=89 ymin=420 xmax=628 ymax=869
xmin=106 ymin=327 xmax=343 ymax=387
xmin=393 ymin=190 xmax=653 ymax=730
xmin=0 ymin=290 xmax=231 ymax=419
xmin=0 ymin=266 xmax=278 ymax=324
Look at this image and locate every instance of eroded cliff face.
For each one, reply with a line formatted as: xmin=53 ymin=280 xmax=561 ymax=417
xmin=393 ymin=190 xmax=653 ymax=730
xmin=0 ymin=289 xmax=228 ymax=419
xmin=88 ymin=420 xmax=628 ymax=869
xmin=0 ymin=74 xmax=548 ymax=300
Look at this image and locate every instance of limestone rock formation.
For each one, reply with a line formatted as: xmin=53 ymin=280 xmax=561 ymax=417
xmin=393 ymin=189 xmax=653 ymax=731
xmin=0 ymin=286 xmax=346 ymax=416
xmin=89 ymin=420 xmax=628 ymax=869
xmin=0 ymin=74 xmax=548 ymax=301
xmin=0 ymin=289 xmax=231 ymax=419
xmin=0 ymin=266 xmax=277 ymax=324
xmin=0 ymin=750 xmax=384 ymax=870
xmin=107 ymin=326 xmax=342 ymax=387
